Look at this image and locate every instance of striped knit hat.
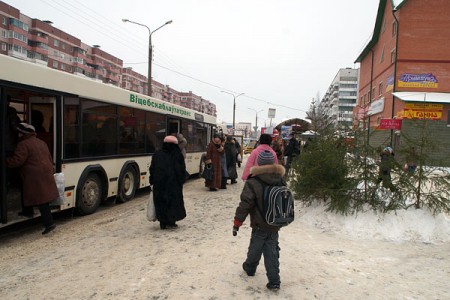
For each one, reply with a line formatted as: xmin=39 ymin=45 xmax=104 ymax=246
xmin=257 ymin=150 xmax=275 ymax=166
xmin=16 ymin=123 xmax=36 ymax=134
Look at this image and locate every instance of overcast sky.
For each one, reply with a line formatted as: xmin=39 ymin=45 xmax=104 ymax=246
xmin=8 ymin=0 xmax=381 ymax=126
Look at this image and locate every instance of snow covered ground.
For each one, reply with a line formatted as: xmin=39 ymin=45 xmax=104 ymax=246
xmin=0 ymin=155 xmax=449 ymax=299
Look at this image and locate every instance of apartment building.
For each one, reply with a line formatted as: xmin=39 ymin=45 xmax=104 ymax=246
xmin=321 ymin=68 xmax=359 ymax=130
xmin=0 ymin=1 xmax=216 ymax=116
xmin=163 ymin=85 xmax=182 ymax=106
xmin=178 ymin=91 xmax=217 ymax=116
xmin=354 ymin=0 xmax=450 ymax=165
xmin=0 ymin=2 xmax=123 ymax=85
xmin=121 ymin=67 xmax=147 ymax=94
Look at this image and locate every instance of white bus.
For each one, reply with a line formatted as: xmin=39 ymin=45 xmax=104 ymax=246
xmin=0 ymin=55 xmax=217 ymax=226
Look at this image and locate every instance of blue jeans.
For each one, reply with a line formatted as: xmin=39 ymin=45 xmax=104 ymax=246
xmin=244 ymin=228 xmax=280 ymax=285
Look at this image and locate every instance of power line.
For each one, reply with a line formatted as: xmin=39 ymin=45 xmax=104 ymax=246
xmin=153 ymin=63 xmax=305 ymax=112
xmin=36 ymin=0 xmax=306 ymax=114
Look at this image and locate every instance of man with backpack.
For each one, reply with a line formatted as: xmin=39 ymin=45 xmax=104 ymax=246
xmin=233 ymin=150 xmax=293 ymax=291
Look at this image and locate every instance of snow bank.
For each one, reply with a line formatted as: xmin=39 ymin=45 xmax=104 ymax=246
xmin=298 ymin=202 xmax=450 ymax=244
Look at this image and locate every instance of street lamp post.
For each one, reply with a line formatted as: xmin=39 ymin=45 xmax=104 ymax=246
xmin=221 ymin=91 xmax=244 ymax=134
xmin=122 ymin=19 xmax=172 ymax=97
xmin=248 ymin=108 xmax=263 ymax=135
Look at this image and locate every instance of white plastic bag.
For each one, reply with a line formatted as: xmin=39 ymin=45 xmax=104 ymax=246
xmin=51 ymin=173 xmax=65 ymax=206
xmin=237 ymin=153 xmax=242 ymax=162
xmin=146 ymin=190 xmax=157 ymax=222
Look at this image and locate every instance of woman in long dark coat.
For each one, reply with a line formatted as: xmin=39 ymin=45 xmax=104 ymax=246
xmin=6 ymin=123 xmax=59 ymax=234
xmin=149 ymin=135 xmax=187 ymax=229
xmin=205 ymin=134 xmax=224 ymax=191
xmin=224 ymin=136 xmax=238 ymax=184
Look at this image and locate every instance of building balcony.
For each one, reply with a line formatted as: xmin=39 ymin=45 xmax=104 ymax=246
xmin=8 ymin=49 xmax=27 ymax=59
xmin=28 ymin=58 xmax=47 ymax=66
xmin=29 ymin=34 xmax=47 ymax=44
xmin=338 ymin=103 xmax=356 ymax=107
xmin=31 ymin=46 xmax=48 ymax=55
xmin=105 ymin=72 xmax=120 ymax=81
xmin=338 ymin=95 xmax=357 ymax=99
xmin=72 ymin=50 xmax=88 ymax=59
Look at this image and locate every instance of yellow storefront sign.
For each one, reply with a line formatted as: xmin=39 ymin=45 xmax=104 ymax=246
xmin=401 ymin=109 xmax=442 ymax=120
xmin=399 ymin=103 xmax=443 ymax=120
xmin=398 ymin=81 xmax=438 ymax=88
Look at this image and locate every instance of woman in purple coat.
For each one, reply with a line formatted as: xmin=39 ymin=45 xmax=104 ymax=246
xmin=6 ymin=123 xmax=59 ymax=234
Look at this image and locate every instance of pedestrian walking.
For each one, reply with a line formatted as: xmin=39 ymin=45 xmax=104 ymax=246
xmin=149 ymin=135 xmax=187 ymax=229
xmin=271 ymin=137 xmax=285 ymax=166
xmin=233 ymin=150 xmax=286 ymax=290
xmin=376 ymin=146 xmax=396 ymax=192
xmin=6 ymin=123 xmax=58 ymax=234
xmin=220 ymin=136 xmax=228 ymax=189
xmin=225 ymin=136 xmax=238 ymax=184
xmin=241 ymin=134 xmax=278 ymax=181
xmin=234 ymin=138 xmax=242 ymax=168
xmin=175 ymin=132 xmax=187 ymax=159
xmin=205 ymin=134 xmax=224 ymax=191
xmin=404 ymin=146 xmax=418 ymax=174
xmin=284 ymin=133 xmax=300 ymax=175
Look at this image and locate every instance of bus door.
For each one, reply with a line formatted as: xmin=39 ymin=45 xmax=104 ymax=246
xmin=1 ymin=91 xmax=25 ymax=224
xmin=167 ymin=118 xmax=181 ymax=136
xmin=29 ymin=98 xmax=57 ymax=161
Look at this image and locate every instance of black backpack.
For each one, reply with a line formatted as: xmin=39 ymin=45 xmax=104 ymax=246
xmin=254 ymin=177 xmax=294 ymax=227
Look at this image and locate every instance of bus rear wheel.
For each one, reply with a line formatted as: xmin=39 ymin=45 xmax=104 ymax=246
xmin=117 ymin=166 xmax=138 ymax=203
xmin=76 ymin=173 xmax=102 ymax=215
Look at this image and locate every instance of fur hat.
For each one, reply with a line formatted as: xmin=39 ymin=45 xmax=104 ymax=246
xmin=164 ymin=135 xmax=178 ymax=144
xmin=257 ymin=150 xmax=275 ymax=166
xmin=17 ymin=123 xmax=35 ymax=134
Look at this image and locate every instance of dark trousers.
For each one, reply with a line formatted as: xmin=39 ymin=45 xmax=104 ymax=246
xmin=377 ymin=172 xmax=396 ymax=192
xmin=244 ymin=228 xmax=280 ymax=285
xmin=221 ymin=177 xmax=227 ymax=188
xmin=37 ymin=203 xmax=54 ymax=227
xmin=285 ymin=156 xmax=295 ymax=176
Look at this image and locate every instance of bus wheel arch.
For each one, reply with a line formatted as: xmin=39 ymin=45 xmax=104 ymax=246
xmin=76 ymin=166 xmax=107 ymax=215
xmin=117 ymin=161 xmax=139 ymax=203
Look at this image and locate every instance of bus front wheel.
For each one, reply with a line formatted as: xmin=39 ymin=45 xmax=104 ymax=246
xmin=76 ymin=173 xmax=102 ymax=215
xmin=117 ymin=166 xmax=138 ymax=203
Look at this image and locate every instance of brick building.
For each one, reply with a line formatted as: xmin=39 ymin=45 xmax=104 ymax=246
xmin=0 ymin=1 xmax=216 ymax=116
xmin=121 ymin=67 xmax=147 ymax=94
xmin=354 ymin=0 xmax=450 ymax=165
xmin=178 ymin=91 xmax=216 ymax=116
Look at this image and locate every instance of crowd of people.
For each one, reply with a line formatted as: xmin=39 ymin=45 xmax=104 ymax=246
xmin=6 ymin=120 xmax=414 ymax=291
xmin=6 ymin=121 xmax=415 ymax=292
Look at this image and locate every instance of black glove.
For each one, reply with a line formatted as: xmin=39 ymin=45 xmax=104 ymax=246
xmin=232 ymin=219 xmax=242 ymax=236
xmin=232 ymin=226 xmax=239 ymax=236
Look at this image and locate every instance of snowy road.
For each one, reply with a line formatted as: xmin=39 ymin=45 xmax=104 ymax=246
xmin=0 ymin=163 xmax=449 ymax=299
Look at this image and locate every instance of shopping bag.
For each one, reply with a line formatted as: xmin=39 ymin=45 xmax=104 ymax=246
xmin=146 ymin=190 xmax=157 ymax=222
xmin=237 ymin=154 xmax=242 ymax=162
xmin=202 ymin=164 xmax=214 ymax=181
xmin=50 ymin=173 xmax=65 ymax=206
